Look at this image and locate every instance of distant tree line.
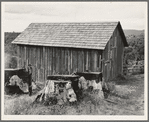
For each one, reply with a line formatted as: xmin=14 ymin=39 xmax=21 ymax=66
xmin=5 ymin=32 xmax=20 ymax=56
xmin=123 ymin=34 xmax=144 ymax=65
xmin=5 ymin=32 xmax=20 ymax=68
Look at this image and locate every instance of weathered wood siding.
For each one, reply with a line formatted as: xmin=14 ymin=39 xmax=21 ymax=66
xmin=102 ymin=26 xmax=124 ymax=82
xmin=17 ymin=46 xmax=102 ymax=82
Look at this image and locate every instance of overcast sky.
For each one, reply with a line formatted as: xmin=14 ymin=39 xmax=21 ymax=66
xmin=2 ymin=2 xmax=147 ymax=32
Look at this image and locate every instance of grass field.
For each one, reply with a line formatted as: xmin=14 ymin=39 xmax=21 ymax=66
xmin=4 ymin=74 xmax=144 ymax=115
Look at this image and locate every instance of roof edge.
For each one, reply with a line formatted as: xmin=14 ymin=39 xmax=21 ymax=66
xmin=30 ymin=21 xmax=119 ymax=24
xmin=12 ymin=42 xmax=105 ymax=50
xmin=117 ymin=22 xmax=128 ymax=47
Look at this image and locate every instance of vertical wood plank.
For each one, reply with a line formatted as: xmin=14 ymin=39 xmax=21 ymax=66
xmin=115 ymin=30 xmax=117 ymax=77
xmin=29 ymin=46 xmax=32 ymax=66
xmin=26 ymin=46 xmax=29 ymax=67
xmin=80 ymin=49 xmax=83 ymax=72
xmin=24 ymin=46 xmax=26 ymax=68
xmin=77 ymin=49 xmax=80 ymax=72
xmin=99 ymin=52 xmax=101 ymax=72
xmin=54 ymin=47 xmax=56 ymax=75
xmin=44 ymin=47 xmax=47 ymax=81
xmin=31 ymin=47 xmax=34 ymax=66
xmin=39 ymin=47 xmax=42 ymax=81
xmin=43 ymin=47 xmax=45 ymax=81
xmin=94 ymin=51 xmax=97 ymax=72
xmin=103 ymin=44 xmax=107 ymax=81
xmin=76 ymin=49 xmax=78 ymax=72
xmin=20 ymin=45 xmax=22 ymax=68
xmin=111 ymin=36 xmax=114 ymax=79
xmin=90 ymin=50 xmax=93 ymax=72
xmin=49 ymin=47 xmax=52 ymax=75
xmin=36 ymin=47 xmax=39 ymax=69
xmin=32 ymin=46 xmax=35 ymax=81
xmin=82 ymin=49 xmax=84 ymax=72
xmin=65 ymin=48 xmax=68 ymax=74
xmin=88 ymin=50 xmax=90 ymax=71
xmin=70 ymin=49 xmax=73 ymax=74
xmin=72 ymin=49 xmax=77 ymax=73
xmin=58 ymin=48 xmax=60 ymax=74
xmin=22 ymin=46 xmax=24 ymax=68
xmin=78 ymin=49 xmax=81 ymax=72
xmin=26 ymin=46 xmax=28 ymax=66
xmin=86 ymin=50 xmax=88 ymax=71
xmin=35 ymin=47 xmax=38 ymax=82
xmin=121 ymin=38 xmax=124 ymax=74
xmin=43 ymin=47 xmax=45 ymax=68
xmin=117 ymin=34 xmax=120 ymax=74
xmin=34 ymin=47 xmax=37 ymax=81
xmin=84 ymin=50 xmax=86 ymax=72
xmin=21 ymin=45 xmax=24 ymax=68
xmin=55 ymin=47 xmax=57 ymax=74
xmin=47 ymin=47 xmax=50 ymax=75
xmin=52 ymin=47 xmax=55 ymax=74
xmin=64 ymin=48 xmax=66 ymax=74
xmin=55 ymin=47 xmax=59 ymax=74
xmin=20 ymin=45 xmax=23 ymax=68
xmin=31 ymin=46 xmax=33 ymax=66
xmin=61 ymin=48 xmax=64 ymax=74
xmin=60 ymin=48 xmax=62 ymax=74
xmin=17 ymin=45 xmax=20 ymax=68
xmin=38 ymin=47 xmax=40 ymax=81
xmin=67 ymin=49 xmax=70 ymax=74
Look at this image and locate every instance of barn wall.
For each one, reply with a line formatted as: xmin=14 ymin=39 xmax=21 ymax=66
xmin=102 ymin=26 xmax=125 ymax=82
xmin=17 ymin=45 xmax=103 ymax=82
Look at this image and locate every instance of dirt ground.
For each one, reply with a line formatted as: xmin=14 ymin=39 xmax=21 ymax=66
xmin=4 ymin=74 xmax=144 ymax=115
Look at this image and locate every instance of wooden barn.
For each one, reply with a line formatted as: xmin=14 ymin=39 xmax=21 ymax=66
xmin=12 ymin=22 xmax=128 ymax=82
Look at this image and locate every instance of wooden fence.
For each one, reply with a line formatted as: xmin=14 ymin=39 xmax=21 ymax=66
xmin=123 ymin=65 xmax=144 ymax=75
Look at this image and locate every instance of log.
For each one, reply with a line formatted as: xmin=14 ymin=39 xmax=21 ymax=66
xmin=33 ymin=88 xmax=46 ymax=103
xmin=47 ymin=75 xmax=80 ymax=81
xmin=104 ymin=99 xmax=119 ymax=104
xmin=76 ymin=72 xmax=102 ymax=81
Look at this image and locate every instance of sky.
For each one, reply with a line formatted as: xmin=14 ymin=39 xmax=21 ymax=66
xmin=2 ymin=2 xmax=147 ymax=32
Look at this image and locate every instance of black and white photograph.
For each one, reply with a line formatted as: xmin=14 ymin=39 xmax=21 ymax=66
xmin=1 ymin=1 xmax=148 ymax=120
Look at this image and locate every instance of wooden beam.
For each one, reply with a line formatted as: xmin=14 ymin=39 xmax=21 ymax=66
xmin=86 ymin=51 xmax=88 ymax=71
xmin=71 ymin=49 xmax=72 ymax=72
xmin=17 ymin=45 xmax=20 ymax=68
xmin=82 ymin=50 xmax=84 ymax=72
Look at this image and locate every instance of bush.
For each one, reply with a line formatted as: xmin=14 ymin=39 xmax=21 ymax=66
xmin=5 ymin=54 xmax=18 ymax=68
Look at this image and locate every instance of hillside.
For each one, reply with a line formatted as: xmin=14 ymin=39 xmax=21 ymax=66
xmin=5 ymin=32 xmax=20 ymax=68
xmin=5 ymin=32 xmax=20 ymax=56
xmin=123 ymin=30 xmax=144 ymax=66
xmin=124 ymin=30 xmax=144 ymax=37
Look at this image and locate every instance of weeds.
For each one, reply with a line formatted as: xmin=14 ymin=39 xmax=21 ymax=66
xmin=4 ymin=74 xmax=144 ymax=115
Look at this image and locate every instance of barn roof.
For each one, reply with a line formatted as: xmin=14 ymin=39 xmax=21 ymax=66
xmin=12 ymin=22 xmax=128 ymax=50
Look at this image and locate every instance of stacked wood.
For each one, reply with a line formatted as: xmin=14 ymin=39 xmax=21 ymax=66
xmin=5 ymin=68 xmax=33 ymax=95
xmin=78 ymin=76 xmax=88 ymax=90
xmin=5 ymin=75 xmax=29 ymax=94
xmin=34 ymin=80 xmax=77 ymax=105
xmin=65 ymin=81 xmax=77 ymax=103
xmin=78 ymin=76 xmax=104 ymax=99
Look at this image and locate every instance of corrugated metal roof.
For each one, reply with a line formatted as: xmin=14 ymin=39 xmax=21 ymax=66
xmin=12 ymin=22 xmax=127 ymax=50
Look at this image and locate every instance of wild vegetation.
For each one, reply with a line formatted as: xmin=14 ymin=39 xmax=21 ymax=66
xmin=4 ymin=74 xmax=144 ymax=115
xmin=5 ymin=32 xmax=20 ymax=56
xmin=5 ymin=32 xmax=20 ymax=68
xmin=123 ymin=32 xmax=144 ymax=66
